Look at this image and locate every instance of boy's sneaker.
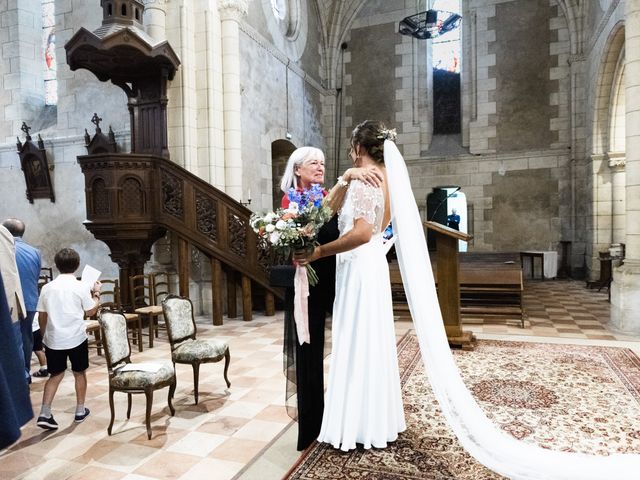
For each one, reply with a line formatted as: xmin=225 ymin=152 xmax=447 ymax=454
xmin=74 ymin=408 xmax=90 ymax=423
xmin=32 ymin=368 xmax=48 ymax=378
xmin=36 ymin=415 xmax=58 ymax=430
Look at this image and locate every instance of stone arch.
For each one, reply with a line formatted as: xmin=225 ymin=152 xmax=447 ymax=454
xmin=271 ymin=139 xmax=297 ymax=209
xmin=593 ymin=22 xmax=625 ymax=154
xmin=260 ymin=127 xmax=295 ymax=209
xmin=608 ymin=45 xmax=625 ymax=153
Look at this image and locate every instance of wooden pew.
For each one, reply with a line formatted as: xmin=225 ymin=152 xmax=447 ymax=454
xmin=389 ymin=258 xmax=525 ymax=328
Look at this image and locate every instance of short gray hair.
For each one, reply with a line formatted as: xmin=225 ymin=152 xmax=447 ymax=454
xmin=279 ymin=146 xmax=325 ymax=194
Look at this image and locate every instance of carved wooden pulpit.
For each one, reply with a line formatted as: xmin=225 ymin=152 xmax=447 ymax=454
xmin=424 ymin=221 xmax=476 ymax=350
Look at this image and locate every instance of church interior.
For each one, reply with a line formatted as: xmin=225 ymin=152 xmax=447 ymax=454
xmin=1 ymin=0 xmax=640 ymax=478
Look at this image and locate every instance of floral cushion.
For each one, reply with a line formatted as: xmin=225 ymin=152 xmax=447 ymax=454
xmin=172 ymin=339 xmax=228 ymax=363
xmin=163 ymin=297 xmax=195 ymax=341
xmin=111 ymin=362 xmax=175 ymax=389
xmin=99 ymin=311 xmax=129 ymax=364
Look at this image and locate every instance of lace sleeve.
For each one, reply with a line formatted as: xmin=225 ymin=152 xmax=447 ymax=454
xmin=348 ymin=180 xmax=381 ymax=225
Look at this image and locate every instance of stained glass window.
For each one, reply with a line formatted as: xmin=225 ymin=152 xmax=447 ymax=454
xmin=42 ymin=0 xmax=57 ymax=105
xmin=432 ymin=0 xmax=460 ymax=73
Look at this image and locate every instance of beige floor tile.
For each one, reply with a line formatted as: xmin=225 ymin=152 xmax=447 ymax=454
xmin=66 ymin=465 xmax=127 ymax=480
xmin=216 ymin=401 xmax=266 ymax=419
xmin=90 ymin=443 xmax=160 ymax=473
xmin=179 ymin=457 xmax=244 ymax=480
xmin=133 ymin=451 xmax=201 ymax=479
xmin=166 ymin=431 xmax=228 ymax=457
xmin=232 ymin=419 xmax=288 ymax=441
xmin=196 ymin=416 xmax=251 ymax=436
xmin=210 ymin=438 xmax=269 ymax=463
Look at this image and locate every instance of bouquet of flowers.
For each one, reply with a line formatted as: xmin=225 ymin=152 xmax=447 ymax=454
xmin=251 ymin=184 xmax=333 ymax=286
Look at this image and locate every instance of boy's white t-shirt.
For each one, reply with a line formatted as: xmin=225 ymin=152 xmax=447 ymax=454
xmin=37 ymin=274 xmax=95 ymax=350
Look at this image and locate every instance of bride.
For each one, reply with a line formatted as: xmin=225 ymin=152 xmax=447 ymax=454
xmin=296 ymin=120 xmax=405 ymax=451
xmin=300 ymin=120 xmax=640 ymax=478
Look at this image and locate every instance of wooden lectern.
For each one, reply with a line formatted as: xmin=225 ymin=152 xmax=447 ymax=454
xmin=424 ymin=221 xmax=476 ymax=350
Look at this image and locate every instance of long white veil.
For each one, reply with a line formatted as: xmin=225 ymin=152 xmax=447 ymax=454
xmin=384 ymin=139 xmax=640 ymax=479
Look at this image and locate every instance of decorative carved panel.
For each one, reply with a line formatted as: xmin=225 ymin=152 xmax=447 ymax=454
xmin=228 ymin=213 xmax=247 ymax=257
xmin=162 ymin=170 xmax=184 ymax=219
xmin=92 ymin=178 xmax=110 ymax=215
xmin=195 ymin=191 xmax=218 ymax=242
xmin=120 ymin=177 xmax=144 ymax=215
xmin=16 ymin=123 xmax=55 ymax=204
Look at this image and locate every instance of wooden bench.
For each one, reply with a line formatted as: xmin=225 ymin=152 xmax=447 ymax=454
xmin=389 ymin=257 xmax=525 ymax=327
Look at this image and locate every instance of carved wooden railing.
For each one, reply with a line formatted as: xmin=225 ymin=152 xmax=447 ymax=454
xmin=77 ymin=153 xmax=277 ymax=325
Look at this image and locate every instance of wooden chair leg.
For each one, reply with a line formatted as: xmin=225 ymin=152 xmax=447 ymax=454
xmin=223 ymin=349 xmax=231 ymax=388
xmin=107 ymin=389 xmax=115 ymax=436
xmin=126 ymin=393 xmax=132 ymax=419
xmin=144 ymin=388 xmax=154 ymax=440
xmin=95 ymin=330 xmax=102 ymax=356
xmin=137 ymin=317 xmax=143 ymax=352
xmin=193 ymin=362 xmax=200 ymax=405
xmin=147 ymin=315 xmax=154 ymax=348
xmin=168 ymin=379 xmax=176 ymax=416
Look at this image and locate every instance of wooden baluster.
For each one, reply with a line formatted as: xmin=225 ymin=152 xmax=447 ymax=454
xmin=265 ymin=291 xmax=275 ymax=316
xmin=241 ymin=275 xmax=252 ymax=321
xmin=210 ymin=257 xmax=223 ymax=326
xmin=226 ymin=270 xmax=237 ymax=318
xmin=178 ymin=237 xmax=190 ymax=297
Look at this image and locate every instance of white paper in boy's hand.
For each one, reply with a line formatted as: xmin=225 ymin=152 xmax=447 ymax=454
xmin=81 ymin=265 xmax=101 ymax=289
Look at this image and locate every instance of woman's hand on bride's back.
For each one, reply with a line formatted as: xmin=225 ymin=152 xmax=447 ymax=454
xmin=344 ymin=167 xmax=383 ymax=187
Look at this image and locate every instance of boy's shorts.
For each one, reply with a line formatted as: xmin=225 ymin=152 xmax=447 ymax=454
xmin=45 ymin=340 xmax=89 ymax=375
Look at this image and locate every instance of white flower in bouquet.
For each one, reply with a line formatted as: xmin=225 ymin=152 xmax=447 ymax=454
xmin=270 ymin=231 xmax=281 ymax=245
xmin=275 ymin=219 xmax=287 ymax=230
xmin=287 ymin=202 xmax=299 ymax=214
xmin=265 ymin=223 xmax=276 ymax=233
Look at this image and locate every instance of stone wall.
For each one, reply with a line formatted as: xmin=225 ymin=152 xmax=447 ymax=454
xmin=0 ymin=0 xmax=129 ymax=277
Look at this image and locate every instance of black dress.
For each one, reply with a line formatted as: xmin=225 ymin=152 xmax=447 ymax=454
xmin=283 ymin=215 xmax=339 ymax=450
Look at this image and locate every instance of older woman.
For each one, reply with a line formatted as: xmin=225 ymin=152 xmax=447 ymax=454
xmin=280 ymin=146 xmax=381 ymax=450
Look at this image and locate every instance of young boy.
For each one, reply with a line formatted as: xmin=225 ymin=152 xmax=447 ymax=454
xmin=36 ymin=248 xmax=101 ymax=430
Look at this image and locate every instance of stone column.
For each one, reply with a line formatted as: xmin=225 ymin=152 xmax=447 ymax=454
xmin=143 ymin=0 xmax=168 ymax=41
xmin=607 ymin=152 xmax=626 ymax=244
xmin=218 ymin=0 xmax=248 ymax=201
xmin=610 ymin=0 xmax=640 ymax=333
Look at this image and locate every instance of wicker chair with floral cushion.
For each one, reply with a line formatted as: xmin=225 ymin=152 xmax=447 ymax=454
xmin=99 ymin=311 xmax=176 ymax=439
xmin=162 ymin=295 xmax=230 ymax=404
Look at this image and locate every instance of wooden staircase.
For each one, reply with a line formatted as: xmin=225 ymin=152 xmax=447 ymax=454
xmin=77 ymin=151 xmax=279 ymax=325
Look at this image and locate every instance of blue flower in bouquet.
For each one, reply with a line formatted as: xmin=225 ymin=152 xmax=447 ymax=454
xmin=288 ymin=183 xmax=325 ymax=210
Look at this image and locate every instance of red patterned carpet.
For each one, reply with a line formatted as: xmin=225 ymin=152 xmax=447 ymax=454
xmin=285 ymin=333 xmax=640 ymax=479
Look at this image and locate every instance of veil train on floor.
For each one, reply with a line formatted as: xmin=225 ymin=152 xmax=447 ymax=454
xmin=384 ymin=139 xmax=640 ymax=480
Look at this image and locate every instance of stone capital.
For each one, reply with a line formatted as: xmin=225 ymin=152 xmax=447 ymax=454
xmin=218 ymin=0 xmax=249 ymax=22
xmin=142 ymin=0 xmax=169 ymax=7
xmin=568 ymin=53 xmax=586 ymax=65
xmin=606 ymin=151 xmax=626 ymax=171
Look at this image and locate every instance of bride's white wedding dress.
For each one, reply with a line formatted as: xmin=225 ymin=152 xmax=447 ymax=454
xmin=317 ymin=179 xmax=406 ymax=451
xmin=383 ymin=139 xmax=640 ymax=479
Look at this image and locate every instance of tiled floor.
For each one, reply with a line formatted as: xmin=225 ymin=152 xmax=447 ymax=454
xmin=463 ymin=280 xmax=633 ymax=341
xmin=1 ymin=279 xmax=637 ymax=480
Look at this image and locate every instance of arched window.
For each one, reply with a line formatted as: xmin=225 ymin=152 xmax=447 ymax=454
xmin=42 ymin=0 xmax=57 ymax=105
xmin=121 ymin=3 xmax=127 ymax=16
xmin=431 ymin=0 xmax=461 ymax=134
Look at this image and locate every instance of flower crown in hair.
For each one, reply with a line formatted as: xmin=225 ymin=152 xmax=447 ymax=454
xmin=377 ymin=128 xmax=397 ymax=142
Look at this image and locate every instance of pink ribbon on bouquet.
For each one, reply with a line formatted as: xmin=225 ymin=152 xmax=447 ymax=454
xmin=293 ymin=265 xmax=310 ymax=345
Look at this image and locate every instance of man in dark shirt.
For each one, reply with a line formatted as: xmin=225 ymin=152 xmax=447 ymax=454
xmin=447 ymin=208 xmax=461 ymax=231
